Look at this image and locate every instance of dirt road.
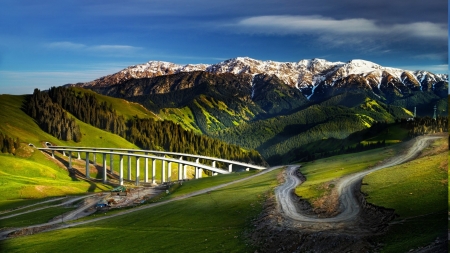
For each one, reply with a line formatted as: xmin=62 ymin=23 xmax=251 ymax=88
xmin=275 ymin=135 xmax=442 ymax=227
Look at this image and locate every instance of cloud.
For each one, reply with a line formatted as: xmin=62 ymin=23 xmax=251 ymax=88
xmin=413 ymin=53 xmax=447 ymax=61
xmin=47 ymin=41 xmax=87 ymax=50
xmin=234 ymin=15 xmax=447 ymax=40
xmin=45 ymin=41 xmax=142 ymax=54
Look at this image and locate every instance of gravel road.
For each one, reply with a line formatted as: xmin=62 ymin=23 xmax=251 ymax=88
xmin=275 ymin=135 xmax=442 ymax=225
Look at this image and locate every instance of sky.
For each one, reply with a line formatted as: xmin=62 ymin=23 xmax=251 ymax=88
xmin=0 ymin=0 xmax=448 ymax=95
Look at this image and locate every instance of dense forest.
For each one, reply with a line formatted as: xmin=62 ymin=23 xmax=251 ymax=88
xmin=25 ymin=87 xmax=265 ymax=165
xmin=26 ymin=89 xmax=82 ymax=142
xmin=0 ymin=133 xmax=20 ymax=155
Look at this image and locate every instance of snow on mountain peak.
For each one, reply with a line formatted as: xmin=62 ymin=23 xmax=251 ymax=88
xmin=75 ymin=57 xmax=447 ymax=94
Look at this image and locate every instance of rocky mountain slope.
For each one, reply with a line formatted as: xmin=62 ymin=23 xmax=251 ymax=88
xmin=70 ymin=57 xmax=448 ymax=102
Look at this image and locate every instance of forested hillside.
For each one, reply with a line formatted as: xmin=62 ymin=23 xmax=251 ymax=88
xmin=25 ymin=87 xmax=265 ymax=165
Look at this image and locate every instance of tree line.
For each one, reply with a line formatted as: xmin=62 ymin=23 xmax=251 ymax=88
xmin=25 ymin=87 xmax=265 ymax=165
xmin=0 ymin=133 xmax=20 ymax=154
xmin=399 ymin=117 xmax=447 ymax=137
xmin=26 ymin=89 xmax=82 ymax=142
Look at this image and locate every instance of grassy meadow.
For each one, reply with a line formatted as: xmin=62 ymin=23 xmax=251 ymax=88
xmin=0 ymin=168 xmax=282 ymax=253
xmin=361 ymin=137 xmax=447 ymax=253
xmin=294 ymin=146 xmax=398 ymax=202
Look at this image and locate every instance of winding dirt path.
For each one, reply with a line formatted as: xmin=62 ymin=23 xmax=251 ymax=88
xmin=275 ymin=135 xmax=442 ymax=227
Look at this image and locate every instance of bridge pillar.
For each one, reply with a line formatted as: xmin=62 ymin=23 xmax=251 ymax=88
xmin=152 ymin=159 xmax=156 ymax=184
xmin=161 ymin=160 xmax=166 ymax=183
xmin=144 ymin=153 xmax=148 ymax=183
xmin=93 ymin=150 xmax=96 ymax=165
xmin=183 ymin=164 xmax=187 ymax=180
xmin=127 ymin=154 xmax=132 ymax=180
xmin=119 ymin=155 xmax=124 ymax=186
xmin=246 ymin=168 xmax=250 ymax=171
xmin=178 ymin=157 xmax=183 ymax=181
xmin=68 ymin=152 xmax=72 ymax=169
xmin=195 ymin=167 xmax=198 ymax=179
xmin=196 ymin=158 xmax=201 ymax=178
xmin=85 ymin=152 xmax=90 ymax=179
xmin=110 ymin=151 xmax=114 ymax=173
xmin=168 ymin=162 xmax=172 ymax=182
xmin=77 ymin=152 xmax=81 ymax=160
xmin=228 ymin=164 xmax=233 ymax=172
xmin=62 ymin=150 xmax=66 ymax=156
xmin=102 ymin=153 xmax=107 ymax=183
xmin=135 ymin=157 xmax=140 ymax=186
xmin=212 ymin=161 xmax=216 ymax=168
xmin=51 ymin=150 xmax=55 ymax=158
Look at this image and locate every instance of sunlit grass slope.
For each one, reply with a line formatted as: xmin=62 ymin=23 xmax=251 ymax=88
xmin=294 ymin=146 xmax=398 ymax=202
xmin=1 ymin=168 xmax=282 ymax=253
xmin=0 ymin=94 xmax=141 ymax=209
xmin=361 ymin=137 xmax=447 ymax=253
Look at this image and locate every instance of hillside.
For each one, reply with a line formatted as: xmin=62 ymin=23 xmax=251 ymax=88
xmin=0 ymin=88 xmax=268 ymax=206
xmin=0 ymin=95 xmax=142 ymax=205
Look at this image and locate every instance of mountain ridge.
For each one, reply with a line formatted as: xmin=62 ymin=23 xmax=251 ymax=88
xmin=68 ymin=57 xmax=448 ymax=101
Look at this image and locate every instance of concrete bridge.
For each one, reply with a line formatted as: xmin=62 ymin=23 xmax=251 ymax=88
xmin=31 ymin=142 xmax=267 ymax=186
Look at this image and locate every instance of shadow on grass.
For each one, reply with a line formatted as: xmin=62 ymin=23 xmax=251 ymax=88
xmin=41 ymin=150 xmax=113 ymax=193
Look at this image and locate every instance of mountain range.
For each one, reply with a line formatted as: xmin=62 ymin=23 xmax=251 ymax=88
xmin=70 ymin=57 xmax=448 ymax=101
xmin=67 ymin=57 xmax=448 ymax=164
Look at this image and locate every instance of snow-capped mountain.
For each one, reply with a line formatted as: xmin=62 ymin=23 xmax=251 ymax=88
xmin=70 ymin=57 xmax=448 ymax=101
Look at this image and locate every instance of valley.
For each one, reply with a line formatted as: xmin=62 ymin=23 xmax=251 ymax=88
xmin=0 ymin=57 xmax=447 ymax=252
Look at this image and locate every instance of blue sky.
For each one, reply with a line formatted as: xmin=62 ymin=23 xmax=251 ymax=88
xmin=1 ymin=0 xmax=448 ymax=94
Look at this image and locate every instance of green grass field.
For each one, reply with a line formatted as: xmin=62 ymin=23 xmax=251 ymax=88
xmin=361 ymin=137 xmax=447 ymax=253
xmin=294 ymin=136 xmax=447 ymax=252
xmin=0 ymin=168 xmax=282 ymax=253
xmin=294 ymin=146 xmax=398 ymax=202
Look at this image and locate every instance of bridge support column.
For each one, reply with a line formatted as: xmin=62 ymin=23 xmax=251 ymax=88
xmin=77 ymin=152 xmax=81 ymax=160
xmin=168 ymin=162 xmax=172 ymax=182
xmin=93 ymin=150 xmax=96 ymax=165
xmin=195 ymin=167 xmax=199 ymax=179
xmin=110 ymin=151 xmax=114 ymax=173
xmin=183 ymin=165 xmax=187 ymax=180
xmin=85 ymin=152 xmax=90 ymax=179
xmin=228 ymin=164 xmax=233 ymax=172
xmin=119 ymin=155 xmax=124 ymax=186
xmin=102 ymin=153 xmax=107 ymax=183
xmin=135 ymin=157 xmax=140 ymax=186
xmin=246 ymin=168 xmax=250 ymax=171
xmin=212 ymin=161 xmax=216 ymax=168
xmin=51 ymin=150 xmax=55 ymax=158
xmin=62 ymin=150 xmax=66 ymax=156
xmin=144 ymin=153 xmax=148 ymax=183
xmin=178 ymin=157 xmax=183 ymax=181
xmin=152 ymin=159 xmax=156 ymax=184
xmin=161 ymin=160 xmax=166 ymax=183
xmin=68 ymin=152 xmax=72 ymax=169
xmin=127 ymin=154 xmax=132 ymax=180
xmin=196 ymin=158 xmax=201 ymax=178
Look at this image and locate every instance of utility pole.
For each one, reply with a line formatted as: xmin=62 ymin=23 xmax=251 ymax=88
xmin=433 ymin=105 xmax=437 ymax=120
